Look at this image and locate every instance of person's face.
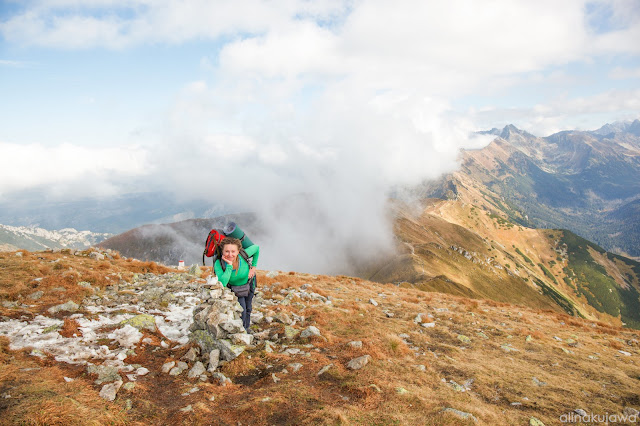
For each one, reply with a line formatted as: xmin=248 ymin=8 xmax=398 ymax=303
xmin=223 ymin=244 xmax=239 ymax=261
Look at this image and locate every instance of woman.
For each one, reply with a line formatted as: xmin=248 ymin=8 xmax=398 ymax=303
xmin=214 ymin=237 xmax=259 ymax=333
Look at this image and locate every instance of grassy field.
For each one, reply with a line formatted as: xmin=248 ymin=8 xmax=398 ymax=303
xmin=1 ymin=250 xmax=639 ymax=425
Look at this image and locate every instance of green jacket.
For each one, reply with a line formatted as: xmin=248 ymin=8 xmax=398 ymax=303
xmin=214 ymin=244 xmax=260 ymax=288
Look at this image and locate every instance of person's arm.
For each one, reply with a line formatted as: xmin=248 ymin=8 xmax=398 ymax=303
xmin=214 ymin=258 xmax=233 ymax=286
xmin=245 ymin=244 xmax=260 ymax=267
xmin=245 ymin=244 xmax=259 ymax=279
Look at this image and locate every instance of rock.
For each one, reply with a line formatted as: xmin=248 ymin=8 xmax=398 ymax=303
xmin=347 ymin=341 xmax=363 ymax=349
xmin=501 ymin=344 xmax=519 ymax=352
xmin=317 ymin=364 xmax=333 ymax=376
xmin=208 ymin=349 xmax=220 ymax=372
xmin=415 ymin=365 xmax=426 ymax=372
xmin=396 ymin=387 xmax=409 ymax=394
xmin=266 ymin=271 xmax=279 ymax=278
xmin=120 ymin=314 xmax=157 ymax=332
xmin=90 ymin=252 xmax=105 ymax=261
xmin=477 ymin=331 xmax=489 ymax=339
xmin=532 ymin=377 xmax=547 ymax=387
xmin=265 ymin=341 xmax=276 ymax=353
xmin=188 ymin=264 xmax=202 ymax=277
xmin=187 ymin=362 xmax=206 ymax=379
xmin=624 ymin=407 xmax=639 ymax=417
xmin=300 ymin=326 xmax=321 ymax=339
xmin=346 ymin=355 xmax=371 ymax=370
xmin=213 ymin=339 xmax=244 ymax=361
xmin=123 ymin=382 xmax=136 ymax=391
xmin=99 ymin=380 xmax=123 ymax=401
xmin=189 ymin=330 xmax=219 ymax=354
xmin=169 ymin=361 xmax=188 ymax=376
xmin=211 ymin=372 xmax=231 ymax=386
xmin=231 ymin=333 xmax=253 ymax=346
xmin=161 ymin=361 xmax=175 ymax=374
xmin=369 ymin=299 xmax=378 ymax=307
xmin=619 ymin=350 xmax=632 ymax=356
xmin=284 ymin=326 xmax=299 ymax=340
xmin=271 ymin=373 xmax=280 ymax=383
xmin=448 ymin=380 xmax=466 ymax=392
xmin=575 ymin=409 xmax=588 ymax=416
xmin=526 ymin=335 xmax=533 ymax=342
xmin=442 ymin=408 xmax=477 ymax=422
xmin=288 ymin=363 xmax=303 ymax=373
xmin=529 ymin=417 xmax=545 ymax=426
xmin=136 ymin=367 xmax=149 ymax=376
xmin=273 ymin=313 xmax=292 ymax=325
xmin=180 ymin=405 xmax=193 ymax=413
xmin=250 ymin=311 xmax=264 ymax=324
xmin=421 ymin=322 xmax=436 ymax=328
xmin=182 ymin=347 xmax=200 ymax=362
xmin=28 ymin=291 xmax=44 ymax=300
xmin=220 ymin=319 xmax=245 ymax=335
xmin=78 ymin=281 xmax=92 ymax=289
xmin=48 ymin=300 xmax=80 ymax=314
xmin=87 ymin=364 xmax=121 ymax=385
xmin=457 ymin=335 xmax=471 ymax=344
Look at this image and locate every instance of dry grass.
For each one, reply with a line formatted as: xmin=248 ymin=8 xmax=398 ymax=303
xmin=1 ymin=250 xmax=640 ymax=425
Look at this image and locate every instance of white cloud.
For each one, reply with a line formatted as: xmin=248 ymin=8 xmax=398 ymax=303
xmin=0 ymin=142 xmax=148 ymax=198
xmin=610 ymin=66 xmax=640 ymax=79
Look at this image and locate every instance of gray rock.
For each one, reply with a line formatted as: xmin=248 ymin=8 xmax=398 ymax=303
xmin=369 ymin=299 xmax=378 ymax=306
xmin=442 ymin=408 xmax=477 ymax=422
xmin=28 ymin=291 xmax=44 ymax=300
xmin=188 ymin=264 xmax=202 ymax=277
xmin=88 ymin=364 xmax=121 ymax=385
xmin=624 ymin=407 xmax=639 ymax=417
xmin=532 ymin=377 xmax=547 ymax=387
xmin=347 ymin=340 xmax=363 ymax=349
xmin=182 ymin=347 xmax=200 ymax=362
xmin=169 ymin=361 xmax=189 ymax=376
xmin=136 ymin=367 xmax=149 ymax=376
xmin=213 ymin=339 xmax=244 ymax=361
xmin=346 ymin=355 xmax=371 ymax=370
xmin=231 ymin=333 xmax=253 ymax=346
xmin=575 ymin=409 xmax=588 ymax=416
xmin=90 ymin=252 xmax=105 ymax=261
xmin=273 ymin=313 xmax=292 ymax=325
xmin=208 ymin=349 xmax=220 ymax=372
xmin=288 ymin=363 xmax=303 ymax=373
xmin=211 ymin=372 xmax=231 ymax=386
xmin=300 ymin=326 xmax=321 ymax=339
xmin=48 ymin=300 xmax=80 ymax=314
xmin=220 ymin=319 xmax=245 ymax=335
xmin=187 ymin=362 xmax=206 ymax=379
xmin=161 ymin=361 xmax=175 ymax=374
xmin=529 ymin=417 xmax=545 ymax=426
xmin=266 ymin=271 xmax=279 ymax=278
xmin=99 ymin=380 xmax=123 ymax=401
xmin=317 ymin=364 xmax=333 ymax=376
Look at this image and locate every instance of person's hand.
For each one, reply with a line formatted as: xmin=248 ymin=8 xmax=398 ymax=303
xmin=248 ymin=267 xmax=256 ymax=279
xmin=222 ymin=255 xmax=233 ymax=265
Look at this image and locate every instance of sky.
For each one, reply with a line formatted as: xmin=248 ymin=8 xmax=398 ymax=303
xmin=1 ymin=0 xmax=640 ymax=271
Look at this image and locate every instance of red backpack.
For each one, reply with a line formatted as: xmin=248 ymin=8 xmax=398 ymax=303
xmin=202 ymin=229 xmax=225 ymax=266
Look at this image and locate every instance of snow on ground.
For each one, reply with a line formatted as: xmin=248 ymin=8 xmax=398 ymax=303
xmin=0 ymin=289 xmax=202 ymax=365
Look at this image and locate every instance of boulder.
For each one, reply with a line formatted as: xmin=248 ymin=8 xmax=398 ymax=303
xmin=346 ymin=355 xmax=371 ymax=370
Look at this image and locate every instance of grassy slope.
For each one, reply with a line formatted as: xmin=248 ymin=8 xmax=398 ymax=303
xmin=1 ymin=251 xmax=639 ymax=425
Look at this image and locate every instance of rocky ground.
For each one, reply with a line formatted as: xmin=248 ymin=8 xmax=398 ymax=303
xmin=1 ymin=249 xmax=639 ymax=425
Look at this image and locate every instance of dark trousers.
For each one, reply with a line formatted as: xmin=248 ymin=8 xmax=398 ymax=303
xmin=238 ymin=285 xmax=254 ymax=331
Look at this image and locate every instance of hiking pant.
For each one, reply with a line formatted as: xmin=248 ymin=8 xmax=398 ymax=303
xmin=238 ymin=285 xmax=254 ymax=331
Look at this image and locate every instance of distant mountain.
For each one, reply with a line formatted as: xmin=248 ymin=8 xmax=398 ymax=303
xmin=98 ymin=213 xmax=263 ymax=267
xmin=0 ymin=224 xmax=112 ymax=251
xmin=448 ymin=122 xmax=640 ymax=258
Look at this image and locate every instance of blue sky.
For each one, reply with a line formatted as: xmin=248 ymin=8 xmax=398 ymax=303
xmin=1 ymin=0 xmax=639 ymax=205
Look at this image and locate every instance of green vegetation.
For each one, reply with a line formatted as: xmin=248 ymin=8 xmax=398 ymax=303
xmin=561 ymin=230 xmax=640 ymax=329
xmin=515 ymin=248 xmax=534 ymax=265
xmin=538 ymin=263 xmax=557 ymax=284
xmin=533 ymin=277 xmax=579 ymax=317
